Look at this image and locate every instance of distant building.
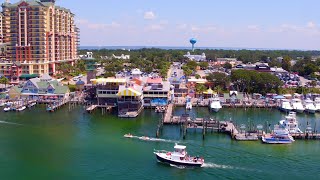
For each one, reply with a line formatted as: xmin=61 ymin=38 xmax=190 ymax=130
xmin=183 ymin=52 xmax=206 ymax=61
xmin=9 ymin=75 xmax=70 ymax=100
xmin=213 ymin=58 xmax=240 ymax=67
xmin=143 ymin=77 xmax=170 ymax=107
xmin=101 ymin=54 xmax=130 ymax=60
xmin=1 ymin=0 xmax=79 ymax=75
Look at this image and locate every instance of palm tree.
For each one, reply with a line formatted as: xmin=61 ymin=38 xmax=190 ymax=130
xmin=214 ymin=85 xmax=223 ymax=95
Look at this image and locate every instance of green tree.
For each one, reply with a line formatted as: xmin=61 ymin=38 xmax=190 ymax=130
xmin=223 ymin=62 xmax=232 ymax=69
xmin=0 ymin=76 xmax=9 ymax=88
xmin=195 ymin=74 xmax=201 ymax=79
xmin=195 ymin=83 xmax=207 ymax=94
xmin=198 ymin=62 xmax=209 ymax=69
xmin=281 ymin=55 xmax=291 ymax=71
xmin=206 ymin=72 xmax=230 ymax=89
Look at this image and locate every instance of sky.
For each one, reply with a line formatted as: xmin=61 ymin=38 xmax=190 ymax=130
xmin=51 ymin=0 xmax=320 ymax=49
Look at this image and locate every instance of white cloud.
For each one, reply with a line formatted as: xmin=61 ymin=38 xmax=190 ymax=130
xmin=307 ymin=21 xmax=316 ymax=28
xmin=247 ymin=25 xmax=260 ymax=32
xmin=144 ymin=11 xmax=156 ymax=20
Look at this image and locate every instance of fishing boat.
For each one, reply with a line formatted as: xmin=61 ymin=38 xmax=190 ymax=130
xmin=124 ymin=133 xmax=133 ymax=138
xmin=304 ymin=98 xmax=316 ymax=114
xmin=314 ymin=97 xmax=320 ymax=112
xmin=291 ymin=98 xmax=305 ymax=113
xmin=154 ymin=144 xmax=204 ymax=167
xmin=16 ymin=106 xmax=26 ymax=112
xmin=279 ymin=112 xmax=302 ymax=134
xmin=209 ymin=97 xmax=222 ymax=112
xmin=279 ymin=99 xmax=293 ymax=112
xmin=262 ymin=125 xmax=295 ymax=144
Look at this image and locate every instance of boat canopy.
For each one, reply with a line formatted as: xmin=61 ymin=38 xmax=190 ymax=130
xmin=90 ymin=78 xmax=126 ymax=84
xmin=174 ymin=144 xmax=186 ymax=150
xmin=117 ymin=88 xmax=142 ymax=96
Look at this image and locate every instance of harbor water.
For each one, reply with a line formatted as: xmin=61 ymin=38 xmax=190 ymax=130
xmin=0 ymin=106 xmax=320 ymax=179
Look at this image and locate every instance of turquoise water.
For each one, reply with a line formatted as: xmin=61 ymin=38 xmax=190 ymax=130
xmin=0 ymin=106 xmax=320 ymax=179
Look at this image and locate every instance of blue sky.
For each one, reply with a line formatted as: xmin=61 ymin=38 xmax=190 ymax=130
xmin=54 ymin=0 xmax=320 ymax=49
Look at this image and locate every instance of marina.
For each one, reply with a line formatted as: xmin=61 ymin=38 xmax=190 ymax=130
xmin=0 ymin=107 xmax=320 ymax=179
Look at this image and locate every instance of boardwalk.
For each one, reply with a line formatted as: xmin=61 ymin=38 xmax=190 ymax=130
xmin=163 ymin=104 xmax=174 ymax=123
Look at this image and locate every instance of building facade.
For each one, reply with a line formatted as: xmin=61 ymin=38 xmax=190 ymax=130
xmin=1 ymin=0 xmax=78 ymax=77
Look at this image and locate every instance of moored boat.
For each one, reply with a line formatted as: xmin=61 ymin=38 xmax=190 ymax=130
xmin=262 ymin=125 xmax=295 ymax=144
xmin=16 ymin=106 xmax=26 ymax=112
xmin=27 ymin=102 xmax=37 ymax=108
xmin=154 ymin=144 xmax=204 ymax=167
xmin=313 ymin=97 xmax=320 ymax=112
xmin=279 ymin=99 xmax=293 ymax=112
xmin=304 ymin=98 xmax=316 ymax=114
xmin=279 ymin=112 xmax=302 ymax=134
xmin=291 ymin=98 xmax=305 ymax=113
xmin=3 ymin=106 xmax=11 ymax=112
xmin=210 ymin=97 xmax=222 ymax=112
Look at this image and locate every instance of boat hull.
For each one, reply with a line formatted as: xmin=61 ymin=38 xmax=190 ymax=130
xmin=279 ymin=107 xmax=292 ymax=113
xmin=262 ymin=137 xmax=293 ymax=144
xmin=305 ymin=109 xmax=316 ymax=114
xmin=155 ymin=154 xmax=202 ymax=167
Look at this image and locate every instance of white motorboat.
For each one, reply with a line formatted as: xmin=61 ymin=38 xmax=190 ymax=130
xmin=279 ymin=99 xmax=293 ymax=112
xmin=154 ymin=144 xmax=204 ymax=167
xmin=304 ymin=98 xmax=316 ymax=114
xmin=186 ymin=102 xmax=192 ymax=110
xmin=16 ymin=106 xmax=26 ymax=112
xmin=123 ymin=133 xmax=133 ymax=138
xmin=279 ymin=112 xmax=302 ymax=134
xmin=210 ymin=97 xmax=222 ymax=112
xmin=3 ymin=106 xmax=11 ymax=112
xmin=262 ymin=125 xmax=295 ymax=144
xmin=139 ymin=136 xmax=150 ymax=141
xmin=291 ymin=99 xmax=305 ymax=113
xmin=314 ymin=97 xmax=320 ymax=112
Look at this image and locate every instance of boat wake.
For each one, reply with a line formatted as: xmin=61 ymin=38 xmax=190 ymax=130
xmin=0 ymin=120 xmax=22 ymax=126
xmin=202 ymin=162 xmax=235 ymax=169
xmin=124 ymin=135 xmax=178 ymax=143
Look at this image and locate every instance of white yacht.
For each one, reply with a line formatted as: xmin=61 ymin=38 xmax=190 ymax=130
xmin=154 ymin=144 xmax=204 ymax=167
xmin=279 ymin=112 xmax=302 ymax=134
xmin=291 ymin=99 xmax=305 ymax=113
xmin=279 ymin=99 xmax=293 ymax=112
xmin=210 ymin=97 xmax=222 ymax=112
xmin=314 ymin=97 xmax=320 ymax=112
xmin=304 ymin=98 xmax=316 ymax=114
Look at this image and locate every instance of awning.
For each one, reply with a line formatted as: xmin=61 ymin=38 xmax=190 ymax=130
xmin=19 ymin=74 xmax=39 ymax=78
xmin=90 ymin=78 xmax=126 ymax=84
xmin=203 ymin=88 xmax=216 ymax=95
xmin=117 ymin=88 xmax=142 ymax=96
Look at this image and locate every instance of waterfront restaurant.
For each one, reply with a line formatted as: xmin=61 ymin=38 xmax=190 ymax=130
xmin=92 ymin=78 xmax=126 ymax=106
xmin=117 ymin=83 xmax=143 ymax=118
xmin=143 ymin=77 xmax=171 ymax=107
xmin=9 ymin=75 xmax=70 ymax=101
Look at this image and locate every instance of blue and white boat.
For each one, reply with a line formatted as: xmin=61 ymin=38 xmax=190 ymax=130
xmin=262 ymin=125 xmax=295 ymax=144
